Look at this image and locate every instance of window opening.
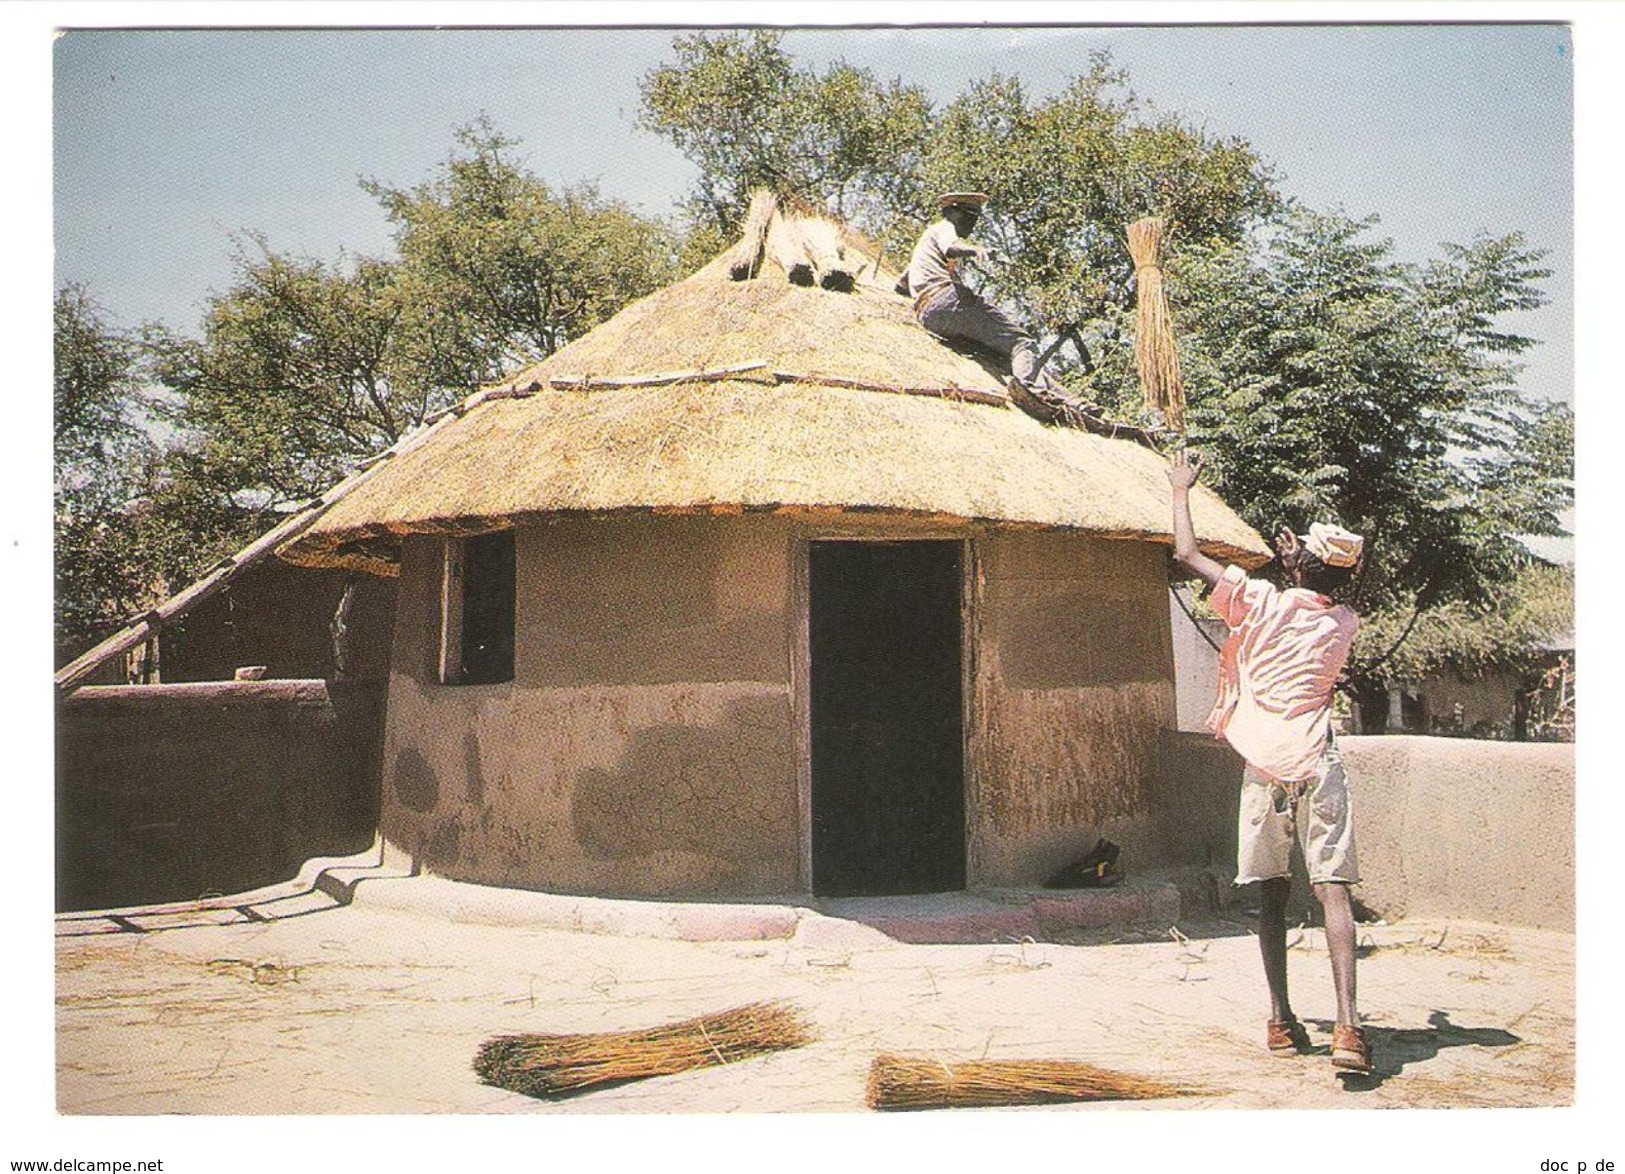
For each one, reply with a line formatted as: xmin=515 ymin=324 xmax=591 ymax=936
xmin=440 ymin=530 xmax=514 ymax=685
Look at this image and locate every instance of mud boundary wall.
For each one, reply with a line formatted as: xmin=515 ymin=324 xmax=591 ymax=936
xmin=1157 ymin=731 xmax=1574 ymax=929
xmin=56 ymin=680 xmax=385 ymax=912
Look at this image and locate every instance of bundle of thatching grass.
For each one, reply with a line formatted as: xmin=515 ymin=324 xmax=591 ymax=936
xmin=866 ymin=1053 xmax=1198 ymax=1111
xmin=1127 ymin=217 xmax=1186 ymax=436
xmin=474 ymin=1000 xmax=814 ymax=1099
xmin=726 ymin=190 xmax=779 ymax=281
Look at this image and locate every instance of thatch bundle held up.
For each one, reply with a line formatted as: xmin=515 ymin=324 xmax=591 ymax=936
xmin=474 ymin=1001 xmax=814 ymax=1099
xmin=1127 ymin=217 xmax=1186 ymax=435
xmin=866 ymin=1053 xmax=1199 ymax=1111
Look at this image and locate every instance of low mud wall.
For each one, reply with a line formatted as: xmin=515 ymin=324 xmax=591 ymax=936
xmin=56 ymin=680 xmax=385 ymax=912
xmin=1157 ymin=732 xmax=1574 ymax=930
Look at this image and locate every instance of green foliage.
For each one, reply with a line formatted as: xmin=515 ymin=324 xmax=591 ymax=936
xmin=1158 ymin=210 xmax=1569 ymax=679
xmin=638 ymin=32 xmax=932 ymax=236
xmin=913 ymin=65 xmax=1279 ymax=333
xmin=146 ymin=240 xmax=414 ymax=509
xmin=53 ymin=285 xmax=157 ymax=663
xmin=366 ymin=117 xmax=682 ymax=391
xmin=55 ymin=285 xmax=145 ymax=485
xmin=1359 ymin=561 xmax=1573 ymax=684
xmin=639 ymin=35 xmax=1278 ymax=340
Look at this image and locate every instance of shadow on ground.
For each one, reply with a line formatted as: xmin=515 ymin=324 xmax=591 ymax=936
xmin=1305 ymin=1010 xmax=1520 ymax=1090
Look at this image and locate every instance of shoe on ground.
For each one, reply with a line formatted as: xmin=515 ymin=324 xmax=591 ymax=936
xmin=1266 ymin=1018 xmax=1312 ymax=1056
xmin=1330 ymin=1023 xmax=1372 ymax=1075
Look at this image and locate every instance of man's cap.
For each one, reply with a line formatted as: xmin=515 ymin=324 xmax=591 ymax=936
xmin=1301 ymin=522 xmax=1364 ymax=568
xmin=938 ymin=191 xmax=988 ymax=210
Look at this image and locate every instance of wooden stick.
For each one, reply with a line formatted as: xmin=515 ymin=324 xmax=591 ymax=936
xmin=495 ymin=364 xmax=1007 ymax=405
xmin=54 ymin=388 xmax=485 ymax=694
xmin=770 ymin=371 xmax=1008 ymax=406
xmin=505 ymin=362 xmax=775 ymax=393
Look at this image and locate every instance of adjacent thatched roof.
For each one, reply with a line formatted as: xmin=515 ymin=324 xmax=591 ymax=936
xmin=279 ymin=194 xmax=1268 ymax=573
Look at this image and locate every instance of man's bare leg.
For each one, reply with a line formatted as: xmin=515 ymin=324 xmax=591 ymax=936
xmin=1314 ymin=881 xmax=1358 ymax=1026
xmin=1258 ymin=877 xmax=1293 ymax=1022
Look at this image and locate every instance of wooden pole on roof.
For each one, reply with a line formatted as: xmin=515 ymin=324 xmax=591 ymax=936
xmin=53 ymin=383 xmax=496 ymax=696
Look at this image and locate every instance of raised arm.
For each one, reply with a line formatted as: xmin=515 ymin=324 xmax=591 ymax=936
xmin=1167 ymin=451 xmax=1225 ymax=587
xmin=938 ymin=221 xmax=991 ymax=261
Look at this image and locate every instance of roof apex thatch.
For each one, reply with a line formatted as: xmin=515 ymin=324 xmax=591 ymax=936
xmin=272 ymin=195 xmax=1269 ymax=571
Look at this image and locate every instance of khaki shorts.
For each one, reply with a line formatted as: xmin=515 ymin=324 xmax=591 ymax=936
xmin=1235 ymin=742 xmax=1360 ymax=886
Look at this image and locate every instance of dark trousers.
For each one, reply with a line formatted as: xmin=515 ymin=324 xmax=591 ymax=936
xmin=916 ymin=286 xmax=1059 ymax=391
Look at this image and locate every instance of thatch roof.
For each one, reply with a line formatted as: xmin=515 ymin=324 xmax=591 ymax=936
xmin=278 ymin=194 xmax=1269 ymax=573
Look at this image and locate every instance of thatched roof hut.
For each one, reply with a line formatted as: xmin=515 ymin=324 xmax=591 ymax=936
xmin=66 ymin=194 xmax=1272 ymax=905
xmin=280 ymin=195 xmax=1264 ymax=576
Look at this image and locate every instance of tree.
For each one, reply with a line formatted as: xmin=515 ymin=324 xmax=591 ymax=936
xmin=1360 ymin=560 xmax=1572 ymax=686
xmin=639 ymin=32 xmax=933 ymax=238
xmin=141 ymin=119 xmax=683 ymax=591
xmin=53 ymin=285 xmax=155 ymax=663
xmin=640 ymin=34 xmax=1279 ymax=345
xmin=1150 ymin=210 xmax=1570 ymax=699
xmin=146 ymin=240 xmax=414 ymax=512
xmin=910 ymin=65 xmax=1278 ymax=337
xmin=365 ymin=117 xmax=682 ymax=393
xmin=1360 ymin=559 xmax=1574 ymax=740
xmin=638 ymin=33 xmax=1570 ymax=685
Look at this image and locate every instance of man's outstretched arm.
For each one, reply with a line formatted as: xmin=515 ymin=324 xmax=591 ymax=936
xmin=1168 ymin=451 xmax=1226 ymax=587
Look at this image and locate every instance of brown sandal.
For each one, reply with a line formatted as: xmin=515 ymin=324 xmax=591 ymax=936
xmin=1331 ymin=1023 xmax=1372 ymax=1075
xmin=1266 ymin=1018 xmax=1311 ymax=1055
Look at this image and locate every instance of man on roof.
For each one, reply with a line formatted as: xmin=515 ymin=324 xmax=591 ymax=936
xmin=905 ymin=192 xmax=1096 ymax=427
xmin=1167 ymin=450 xmax=1373 ymax=1079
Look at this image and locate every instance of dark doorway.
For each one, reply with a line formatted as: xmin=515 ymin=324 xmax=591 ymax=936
xmin=809 ymin=540 xmax=965 ymax=896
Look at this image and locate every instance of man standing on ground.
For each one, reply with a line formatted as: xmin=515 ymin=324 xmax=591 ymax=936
xmin=905 ymin=192 xmax=1095 ymax=426
xmin=1166 ymin=450 xmax=1373 ymax=1077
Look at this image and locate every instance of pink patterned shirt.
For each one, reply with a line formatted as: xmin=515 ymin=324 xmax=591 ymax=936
xmin=1206 ymin=564 xmax=1359 ymax=782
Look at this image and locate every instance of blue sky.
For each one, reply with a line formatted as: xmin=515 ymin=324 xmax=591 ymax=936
xmin=54 ymin=22 xmax=1574 ymax=403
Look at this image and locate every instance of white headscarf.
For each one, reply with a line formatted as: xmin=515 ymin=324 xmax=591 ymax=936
xmin=1301 ymin=522 xmax=1364 ymax=568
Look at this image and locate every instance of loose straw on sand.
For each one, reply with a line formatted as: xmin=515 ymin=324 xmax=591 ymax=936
xmin=866 ymin=1053 xmax=1200 ymax=1111
xmin=474 ymin=1000 xmax=814 ymax=1099
xmin=1127 ymin=217 xmax=1187 ymax=435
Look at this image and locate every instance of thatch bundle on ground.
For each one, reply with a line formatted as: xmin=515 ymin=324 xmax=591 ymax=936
xmin=474 ymin=1000 xmax=814 ymax=1099
xmin=866 ymin=1053 xmax=1199 ymax=1110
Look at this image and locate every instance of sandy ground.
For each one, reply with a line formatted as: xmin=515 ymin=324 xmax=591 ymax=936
xmin=54 ymin=879 xmax=1572 ymax=1116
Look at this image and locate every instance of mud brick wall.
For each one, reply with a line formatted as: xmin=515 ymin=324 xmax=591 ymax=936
xmin=379 ymin=516 xmax=801 ymax=898
xmin=56 ymin=680 xmax=385 ymax=911
xmin=157 ymin=562 xmax=397 ymax=684
xmin=1344 ymin=736 xmax=1574 ymax=930
xmin=969 ymin=532 xmax=1178 ymax=886
xmin=1154 ymin=731 xmax=1575 ymax=930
